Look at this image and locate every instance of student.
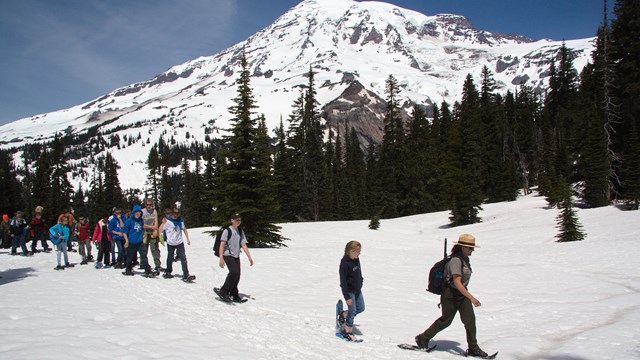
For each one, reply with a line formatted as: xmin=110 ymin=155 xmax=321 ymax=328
xmin=414 ymin=234 xmax=488 ymax=358
xmin=160 ymin=207 xmax=193 ymax=280
xmin=49 ymin=217 xmax=74 ymax=270
xmin=92 ymin=216 xmax=111 ymax=268
xmin=10 ymin=211 xmax=30 ymax=256
xmin=215 ymin=213 xmax=254 ymax=303
xmin=0 ymin=215 xmax=11 ymax=249
xmin=338 ymin=240 xmax=365 ymax=341
xmin=141 ymin=198 xmax=162 ymax=272
xmin=76 ymin=217 xmax=92 ymax=264
xmin=109 ymin=207 xmax=127 ymax=269
xmin=57 ymin=209 xmax=76 ymax=252
xmin=29 ymin=207 xmax=50 ymax=252
xmin=122 ymin=205 xmax=154 ymax=277
xmin=160 ymin=208 xmax=177 ymax=262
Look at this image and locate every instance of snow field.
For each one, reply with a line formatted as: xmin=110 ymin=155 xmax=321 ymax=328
xmin=1 ymin=193 xmax=639 ymax=359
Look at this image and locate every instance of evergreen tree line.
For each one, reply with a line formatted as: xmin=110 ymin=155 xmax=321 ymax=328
xmin=1 ymin=0 xmax=637 ymax=246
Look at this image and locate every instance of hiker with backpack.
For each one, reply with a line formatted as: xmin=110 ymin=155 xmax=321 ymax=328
xmin=159 ymin=207 xmax=193 ymax=281
xmin=414 ymin=234 xmax=489 ymax=358
xmin=214 ymin=213 xmax=254 ymax=303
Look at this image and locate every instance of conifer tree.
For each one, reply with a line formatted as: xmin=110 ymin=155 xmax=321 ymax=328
xmin=446 ymin=75 xmax=485 ymax=226
xmin=344 ymin=128 xmax=368 ymax=219
xmin=377 ymin=74 xmax=407 ymax=218
xmin=555 ymin=193 xmax=586 ymax=242
xmin=272 ymin=119 xmax=297 ymax=221
xmin=0 ymin=150 xmax=24 ymax=215
xmin=213 ymin=49 xmax=284 ymax=247
xmin=610 ymin=0 xmax=640 ymax=200
xmin=301 ymin=67 xmax=326 ymax=221
xmin=146 ymin=145 xmax=161 ymax=205
xmin=48 ymin=135 xmax=73 ymax=219
xmin=404 ymin=105 xmax=436 ymax=214
xmin=620 ymin=123 xmax=640 ymax=209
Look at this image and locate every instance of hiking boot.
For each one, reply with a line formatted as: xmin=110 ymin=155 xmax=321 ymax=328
xmin=80 ymin=260 xmax=88 ymax=265
xmin=122 ymin=269 xmax=134 ymax=276
xmin=467 ymin=346 xmax=488 ymax=358
xmin=214 ymin=287 xmax=231 ymax=302
xmin=54 ymin=265 xmax=65 ymax=270
xmin=232 ymin=296 xmax=247 ymax=303
xmin=415 ymin=334 xmax=430 ymax=349
xmin=65 ymin=263 xmax=75 ymax=268
xmin=163 ymin=273 xmax=174 ymax=279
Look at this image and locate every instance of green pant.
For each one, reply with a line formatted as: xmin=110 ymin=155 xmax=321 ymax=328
xmin=420 ymin=286 xmax=477 ymax=348
xmin=144 ymin=233 xmax=161 ymax=269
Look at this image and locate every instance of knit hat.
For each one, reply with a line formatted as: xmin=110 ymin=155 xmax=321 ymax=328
xmin=230 ymin=213 xmax=241 ymax=220
xmin=454 ymin=233 xmax=480 ymax=248
xmin=2 ymin=214 xmax=8 ymax=221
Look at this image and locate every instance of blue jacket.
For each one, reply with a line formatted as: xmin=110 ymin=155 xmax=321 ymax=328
xmin=124 ymin=205 xmax=144 ymax=244
xmin=109 ymin=214 xmax=127 ymax=241
xmin=49 ymin=223 xmax=70 ymax=245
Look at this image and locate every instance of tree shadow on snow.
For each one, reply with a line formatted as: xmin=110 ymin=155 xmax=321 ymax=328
xmin=0 ymin=267 xmax=36 ymax=286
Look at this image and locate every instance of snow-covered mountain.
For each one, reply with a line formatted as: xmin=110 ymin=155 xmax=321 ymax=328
xmin=0 ymin=0 xmax=595 ymax=189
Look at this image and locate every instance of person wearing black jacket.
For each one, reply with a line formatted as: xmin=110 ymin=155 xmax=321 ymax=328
xmin=338 ymin=240 xmax=365 ymax=341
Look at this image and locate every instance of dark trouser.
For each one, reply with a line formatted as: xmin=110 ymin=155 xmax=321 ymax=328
xmin=420 ymin=287 xmax=477 ymax=348
xmin=97 ymin=240 xmax=111 ymax=265
xmin=221 ymin=256 xmax=241 ymax=298
xmin=11 ymin=234 xmax=28 ymax=255
xmin=125 ymin=242 xmax=150 ymax=273
xmin=113 ymin=239 xmax=125 ymax=265
xmin=166 ymin=243 xmax=189 ymax=276
xmin=31 ymin=230 xmax=49 ymax=251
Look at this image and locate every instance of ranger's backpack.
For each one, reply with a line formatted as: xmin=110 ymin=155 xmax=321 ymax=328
xmin=212 ymin=226 xmax=243 ymax=257
xmin=427 ymin=238 xmax=451 ymax=295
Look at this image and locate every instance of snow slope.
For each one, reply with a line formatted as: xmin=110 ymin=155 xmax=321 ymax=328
xmin=1 ymin=193 xmax=638 ymax=360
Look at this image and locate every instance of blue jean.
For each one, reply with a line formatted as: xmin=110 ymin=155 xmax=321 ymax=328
xmin=345 ymin=292 xmax=365 ymax=327
xmin=55 ymin=242 xmax=69 ymax=266
xmin=113 ymin=239 xmax=125 ymax=265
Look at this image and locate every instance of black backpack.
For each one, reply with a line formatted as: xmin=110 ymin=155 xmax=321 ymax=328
xmin=212 ymin=226 xmax=243 ymax=257
xmin=426 ymin=238 xmax=462 ymax=295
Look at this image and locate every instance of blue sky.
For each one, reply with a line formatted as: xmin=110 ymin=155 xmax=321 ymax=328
xmin=0 ymin=0 xmax=611 ymax=125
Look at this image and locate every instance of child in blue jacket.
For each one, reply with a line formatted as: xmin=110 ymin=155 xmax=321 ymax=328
xmin=122 ymin=205 xmax=154 ymax=277
xmin=49 ymin=217 xmax=74 ymax=270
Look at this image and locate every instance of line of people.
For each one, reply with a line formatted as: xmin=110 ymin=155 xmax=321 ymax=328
xmin=2 ymin=200 xmax=193 ymax=280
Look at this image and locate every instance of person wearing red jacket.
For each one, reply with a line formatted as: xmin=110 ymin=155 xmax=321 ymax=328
xmin=29 ymin=209 xmax=50 ymax=253
xmin=92 ymin=216 xmax=111 ymax=268
xmin=76 ymin=217 xmax=92 ymax=265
